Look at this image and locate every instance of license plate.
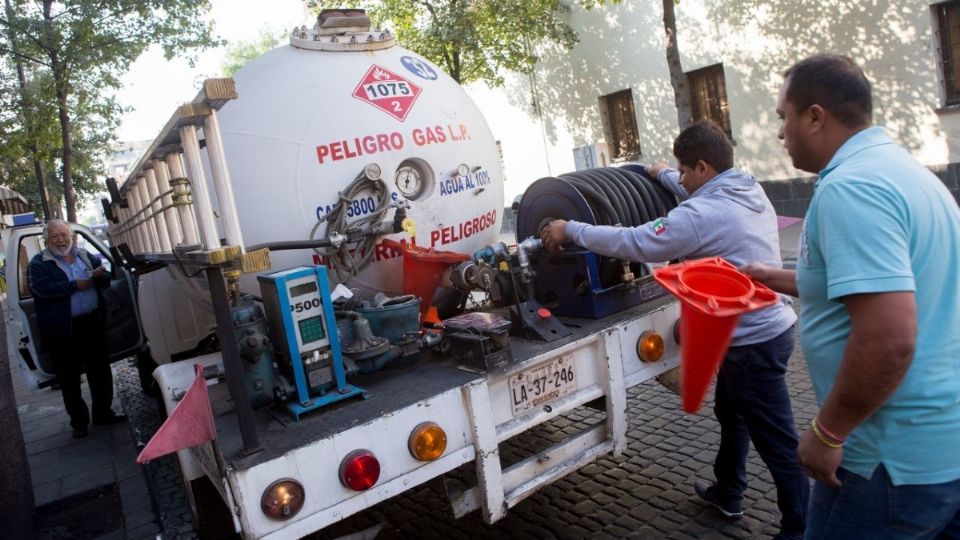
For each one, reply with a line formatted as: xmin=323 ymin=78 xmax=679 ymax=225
xmin=509 ymin=355 xmax=576 ymax=416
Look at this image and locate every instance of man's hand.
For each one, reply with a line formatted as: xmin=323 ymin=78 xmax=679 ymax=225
xmin=540 ymin=219 xmax=568 ymax=255
xmin=798 ymin=427 xmax=843 ymax=487
xmin=75 ymin=278 xmax=93 ymax=290
xmin=739 ymin=262 xmax=799 ymax=297
xmin=92 ymin=266 xmax=108 ymax=278
xmin=646 ymin=161 xmax=670 ymax=179
xmin=739 ymin=262 xmax=776 ymax=283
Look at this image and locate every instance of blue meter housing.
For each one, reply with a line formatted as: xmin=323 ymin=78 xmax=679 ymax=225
xmin=258 ymin=266 xmax=365 ymax=420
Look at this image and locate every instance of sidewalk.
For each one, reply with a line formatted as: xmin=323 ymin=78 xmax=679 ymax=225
xmin=8 ymin=324 xmax=160 ymax=539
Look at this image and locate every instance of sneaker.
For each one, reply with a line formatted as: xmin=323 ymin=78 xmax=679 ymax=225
xmin=92 ymin=413 xmax=127 ymax=425
xmin=694 ymin=480 xmax=743 ymax=518
xmin=72 ymin=426 xmax=89 ymax=439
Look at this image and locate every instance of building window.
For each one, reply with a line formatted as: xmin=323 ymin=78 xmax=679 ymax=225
xmin=599 ymin=89 xmax=641 ymax=161
xmin=687 ymin=63 xmax=732 ymax=139
xmin=935 ymin=1 xmax=960 ymax=105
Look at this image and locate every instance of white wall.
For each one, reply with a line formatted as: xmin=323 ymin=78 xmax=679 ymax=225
xmin=470 ymin=0 xmax=958 ymax=206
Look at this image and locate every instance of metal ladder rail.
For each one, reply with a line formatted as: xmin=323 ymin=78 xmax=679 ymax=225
xmin=106 ymin=77 xmax=269 ymax=457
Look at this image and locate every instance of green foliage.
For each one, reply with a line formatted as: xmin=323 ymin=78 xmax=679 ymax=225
xmin=221 ymin=27 xmax=284 ymax=77
xmin=308 ymin=0 xmax=612 ymax=86
xmin=0 ymin=0 xmax=220 ymax=219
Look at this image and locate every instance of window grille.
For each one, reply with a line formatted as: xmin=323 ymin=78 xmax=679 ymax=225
xmin=687 ymin=64 xmax=733 ymax=138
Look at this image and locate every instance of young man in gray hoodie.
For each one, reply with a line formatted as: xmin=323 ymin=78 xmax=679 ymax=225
xmin=541 ymin=120 xmax=807 ymax=540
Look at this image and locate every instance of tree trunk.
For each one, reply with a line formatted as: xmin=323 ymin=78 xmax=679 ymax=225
xmin=4 ymin=0 xmax=51 ymax=220
xmin=54 ymin=80 xmax=75 ymax=223
xmin=0 ymin=306 xmax=36 ymax=538
xmin=662 ymin=0 xmax=693 ymax=129
xmin=44 ymin=0 xmax=76 ymax=223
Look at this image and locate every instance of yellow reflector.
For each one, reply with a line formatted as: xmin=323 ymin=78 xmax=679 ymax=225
xmin=637 ymin=331 xmax=665 ymax=363
xmin=261 ymin=478 xmax=305 ymax=520
xmin=409 ymin=422 xmax=447 ymax=461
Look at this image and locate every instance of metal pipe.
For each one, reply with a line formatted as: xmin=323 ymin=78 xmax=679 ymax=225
xmin=205 ymin=266 xmax=261 ymax=455
xmin=245 ymin=237 xmax=334 ymax=253
xmin=123 ymin=205 xmax=137 ymax=252
xmin=517 ymin=236 xmax=543 ymax=299
xmin=203 ymin=109 xmax=245 ymax=249
xmin=179 ymin=126 xmax=220 ymax=251
xmin=136 ymin=179 xmax=160 ymax=253
xmin=517 ymin=237 xmax=542 ymax=272
xmin=127 ymin=184 xmax=149 ymax=254
xmin=166 ymin=152 xmax=199 ymax=246
xmin=154 ymin=158 xmax=183 ymax=246
xmin=144 ymin=168 xmax=172 ymax=252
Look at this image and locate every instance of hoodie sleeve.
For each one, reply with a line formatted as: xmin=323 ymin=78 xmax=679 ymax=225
xmin=656 ymin=168 xmax=690 ymax=200
xmin=564 ymin=204 xmax=703 ymax=262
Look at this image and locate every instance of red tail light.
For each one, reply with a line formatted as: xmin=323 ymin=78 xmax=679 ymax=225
xmin=339 ymin=449 xmax=380 ymax=491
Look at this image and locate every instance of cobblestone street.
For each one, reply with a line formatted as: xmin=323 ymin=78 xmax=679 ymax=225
xmin=118 ymin=335 xmax=815 ymax=539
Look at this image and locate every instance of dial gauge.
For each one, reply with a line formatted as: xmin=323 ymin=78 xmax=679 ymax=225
xmin=395 ymin=166 xmax=423 ymax=198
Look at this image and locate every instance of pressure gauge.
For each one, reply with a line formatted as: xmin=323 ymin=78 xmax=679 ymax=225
xmin=395 ymin=166 xmax=423 ymax=198
xmin=456 ymin=163 xmax=470 ymax=177
xmin=364 ymin=162 xmax=382 ymax=180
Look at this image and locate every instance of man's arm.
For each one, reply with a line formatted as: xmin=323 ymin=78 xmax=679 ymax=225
xmin=88 ymin=255 xmax=111 ymax=289
xmin=739 ymin=263 xmax=798 ymax=297
xmin=647 ymin=161 xmax=689 ymax=199
xmin=798 ymin=291 xmax=916 ymax=486
xmin=27 ymin=258 xmax=76 ymax=299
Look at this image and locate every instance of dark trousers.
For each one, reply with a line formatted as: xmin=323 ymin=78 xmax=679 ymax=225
xmin=49 ymin=312 xmax=113 ymax=429
xmin=713 ymin=326 xmax=809 ymax=536
xmin=807 ymin=465 xmax=960 ymax=539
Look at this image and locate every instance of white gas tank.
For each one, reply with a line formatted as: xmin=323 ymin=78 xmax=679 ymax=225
xmin=218 ymin=23 xmax=504 ymax=296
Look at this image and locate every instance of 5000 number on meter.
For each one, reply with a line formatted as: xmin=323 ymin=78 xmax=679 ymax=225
xmin=510 ymin=356 xmax=576 ymax=416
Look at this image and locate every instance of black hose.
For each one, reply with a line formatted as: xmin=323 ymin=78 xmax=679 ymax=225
xmin=559 ymin=177 xmax=617 ymax=226
xmin=554 ymin=166 xmax=680 ymax=286
xmin=580 ymin=169 xmax=632 ymax=226
xmin=245 ymin=238 xmax=333 ymax=252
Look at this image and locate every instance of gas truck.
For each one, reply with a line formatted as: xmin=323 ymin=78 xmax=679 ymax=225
xmin=4 ymin=10 xmax=684 ymax=539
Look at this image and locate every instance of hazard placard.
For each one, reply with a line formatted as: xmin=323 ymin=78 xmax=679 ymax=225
xmin=352 ymin=65 xmax=422 ymax=121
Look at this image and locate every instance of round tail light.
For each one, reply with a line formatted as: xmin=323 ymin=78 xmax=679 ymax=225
xmin=409 ymin=422 xmax=447 ymax=461
xmin=261 ymin=478 xmax=305 ymax=520
xmin=637 ymin=330 xmax=665 ymax=362
xmin=339 ymin=449 xmax=380 ymax=491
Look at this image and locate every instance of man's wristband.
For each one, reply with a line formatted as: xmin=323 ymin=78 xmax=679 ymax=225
xmin=811 ymin=417 xmax=844 ymax=449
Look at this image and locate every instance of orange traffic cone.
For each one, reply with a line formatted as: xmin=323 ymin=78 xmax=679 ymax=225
xmin=653 ymin=257 xmax=779 ymax=413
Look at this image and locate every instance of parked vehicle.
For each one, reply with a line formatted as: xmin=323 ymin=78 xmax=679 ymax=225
xmin=7 ymin=11 xmax=683 ymax=539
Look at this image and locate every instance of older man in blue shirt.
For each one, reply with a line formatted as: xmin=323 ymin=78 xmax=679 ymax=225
xmin=28 ymin=219 xmax=125 ymax=438
xmin=746 ymin=54 xmax=960 ymax=539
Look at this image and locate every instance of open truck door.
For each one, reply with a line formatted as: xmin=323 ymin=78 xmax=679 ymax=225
xmin=3 ymin=223 xmax=144 ymax=389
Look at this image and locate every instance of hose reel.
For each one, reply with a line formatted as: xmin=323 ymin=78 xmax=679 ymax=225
xmin=514 ymin=166 xmax=680 ymax=318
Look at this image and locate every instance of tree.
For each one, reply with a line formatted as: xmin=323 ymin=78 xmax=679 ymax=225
xmin=2 ymin=0 xmax=50 ymax=219
xmin=221 ymin=28 xmax=283 ymax=77
xmin=308 ymin=0 xmax=609 ymax=87
xmin=662 ymin=0 xmax=692 ymax=129
xmin=0 ymin=0 xmax=220 ymax=222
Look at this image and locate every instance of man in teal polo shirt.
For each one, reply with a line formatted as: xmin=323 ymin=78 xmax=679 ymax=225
xmin=745 ymin=54 xmax=960 ymax=538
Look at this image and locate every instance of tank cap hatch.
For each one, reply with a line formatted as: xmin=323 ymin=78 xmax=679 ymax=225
xmin=290 ymin=9 xmax=395 ymax=52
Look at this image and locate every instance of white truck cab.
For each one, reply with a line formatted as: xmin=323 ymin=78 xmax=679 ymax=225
xmin=3 ymin=222 xmax=147 ymax=389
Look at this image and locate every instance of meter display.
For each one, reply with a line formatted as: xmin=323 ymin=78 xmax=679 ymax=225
xmin=290 ymin=281 xmax=318 ymax=297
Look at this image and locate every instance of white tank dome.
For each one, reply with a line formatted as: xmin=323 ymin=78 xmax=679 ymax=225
xmin=217 ymin=25 xmax=504 ymax=296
